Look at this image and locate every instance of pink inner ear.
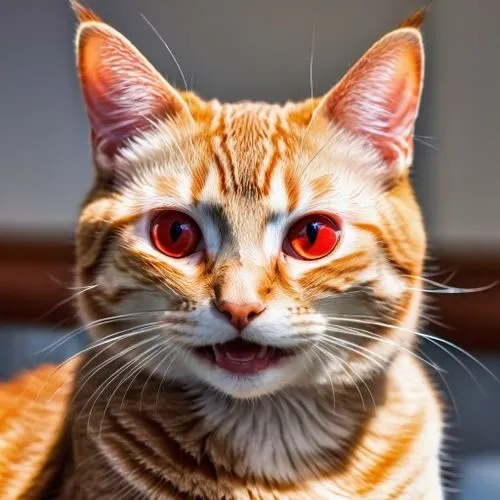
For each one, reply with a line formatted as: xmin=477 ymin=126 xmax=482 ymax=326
xmin=77 ymin=24 xmax=189 ymax=161
xmin=322 ymin=30 xmax=424 ymax=176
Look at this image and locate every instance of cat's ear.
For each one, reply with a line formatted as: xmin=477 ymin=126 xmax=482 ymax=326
xmin=71 ymin=1 xmax=192 ymax=168
xmin=314 ymin=10 xmax=426 ymax=182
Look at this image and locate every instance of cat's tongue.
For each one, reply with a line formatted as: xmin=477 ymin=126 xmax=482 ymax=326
xmin=213 ymin=339 xmax=275 ymax=374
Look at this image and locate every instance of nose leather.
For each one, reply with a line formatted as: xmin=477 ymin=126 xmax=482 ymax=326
xmin=216 ymin=301 xmax=265 ymax=331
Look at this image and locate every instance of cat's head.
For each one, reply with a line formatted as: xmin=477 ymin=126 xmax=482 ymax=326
xmin=73 ymin=1 xmax=427 ymax=399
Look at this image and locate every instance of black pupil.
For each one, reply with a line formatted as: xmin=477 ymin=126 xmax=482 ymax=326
xmin=306 ymin=222 xmax=321 ymax=243
xmin=170 ymin=220 xmax=184 ymax=243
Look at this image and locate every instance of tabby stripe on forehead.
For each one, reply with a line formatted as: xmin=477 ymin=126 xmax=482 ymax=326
xmin=252 ymin=107 xmax=274 ymax=186
xmin=260 ymin=110 xmax=282 ymax=194
xmin=284 ymin=166 xmax=299 ymax=212
xmin=213 ymin=108 xmax=238 ymax=191
xmin=190 ymin=162 xmax=209 ymax=203
xmin=212 ymin=153 xmax=228 ymax=194
xmin=209 ymin=109 xmax=231 ymax=193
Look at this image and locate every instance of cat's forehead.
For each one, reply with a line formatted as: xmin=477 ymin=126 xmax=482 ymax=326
xmin=187 ymin=102 xmax=308 ymax=217
xmin=199 ymin=101 xmax=301 ymax=190
xmin=120 ymin=97 xmax=381 ymax=229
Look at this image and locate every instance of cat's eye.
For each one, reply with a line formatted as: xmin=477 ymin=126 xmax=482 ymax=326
xmin=150 ymin=211 xmax=202 ymax=258
xmin=284 ymin=214 xmax=340 ymax=260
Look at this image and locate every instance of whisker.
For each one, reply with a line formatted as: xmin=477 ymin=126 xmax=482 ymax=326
xmin=413 ymin=136 xmax=439 ymax=151
xmin=325 ymin=316 xmax=499 ymax=388
xmin=419 ymin=350 xmax=460 ymax=423
xmin=119 ymin=341 xmax=178 ymax=410
xmin=45 ymin=330 xmax=161 ymax=409
xmin=76 ymin=336 xmax=162 ymax=426
xmin=154 ymin=345 xmax=185 ymax=412
xmin=98 ymin=342 xmax=167 ymax=435
xmin=407 ymin=283 xmax=498 ymax=294
xmin=74 ymin=325 xmax=164 ymax=394
xmin=313 ymin=344 xmax=375 ymax=410
xmin=38 ymin=322 xmax=160 ymax=403
xmin=139 ymin=13 xmax=188 ymax=91
xmin=35 ymin=311 xmax=164 ymax=357
xmin=322 ymin=323 xmax=441 ymax=372
xmin=317 ymin=332 xmax=457 ymax=414
xmin=303 ymin=128 xmax=339 ymax=172
xmin=403 ymin=273 xmax=498 ymax=294
xmin=45 ymin=321 xmax=163 ymax=389
xmin=317 ymin=335 xmax=387 ymax=372
xmin=139 ymin=342 xmax=179 ymax=411
xmin=36 ymin=284 xmax=99 ymax=322
xmin=309 ymin=20 xmax=317 ymax=101
xmin=415 ymin=134 xmax=437 ymax=140
xmin=309 ymin=348 xmax=337 ymax=410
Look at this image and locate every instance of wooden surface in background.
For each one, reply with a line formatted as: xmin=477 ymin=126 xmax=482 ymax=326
xmin=0 ymin=240 xmax=76 ymax=326
xmin=0 ymin=239 xmax=499 ymax=351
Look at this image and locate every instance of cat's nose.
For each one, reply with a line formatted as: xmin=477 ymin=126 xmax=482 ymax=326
xmin=215 ymin=301 xmax=265 ymax=331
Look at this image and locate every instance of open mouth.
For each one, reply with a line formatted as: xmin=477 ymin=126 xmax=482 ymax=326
xmin=193 ymin=338 xmax=298 ymax=375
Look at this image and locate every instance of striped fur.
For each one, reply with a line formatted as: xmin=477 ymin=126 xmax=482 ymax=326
xmin=0 ymin=2 xmax=443 ymax=499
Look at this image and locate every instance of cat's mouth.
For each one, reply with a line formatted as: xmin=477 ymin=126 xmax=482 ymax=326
xmin=193 ymin=338 xmax=298 ymax=375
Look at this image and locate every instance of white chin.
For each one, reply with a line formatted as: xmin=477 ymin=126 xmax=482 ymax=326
xmin=187 ymin=355 xmax=308 ymax=399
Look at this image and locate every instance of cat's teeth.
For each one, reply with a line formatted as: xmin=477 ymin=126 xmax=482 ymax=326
xmin=212 ymin=345 xmax=221 ymax=361
xmin=256 ymin=345 xmax=269 ymax=359
xmin=226 ymin=351 xmax=256 ymax=362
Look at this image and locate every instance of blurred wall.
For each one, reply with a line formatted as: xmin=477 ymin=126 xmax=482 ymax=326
xmin=0 ymin=0 xmax=499 ymax=253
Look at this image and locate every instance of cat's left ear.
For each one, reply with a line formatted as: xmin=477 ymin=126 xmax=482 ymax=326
xmin=314 ymin=8 xmax=426 ymax=182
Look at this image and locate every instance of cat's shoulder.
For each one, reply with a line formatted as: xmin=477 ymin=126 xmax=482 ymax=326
xmin=0 ymin=360 xmax=78 ymax=499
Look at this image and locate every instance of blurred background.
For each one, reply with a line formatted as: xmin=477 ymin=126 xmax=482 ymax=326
xmin=0 ymin=1 xmax=499 ymax=498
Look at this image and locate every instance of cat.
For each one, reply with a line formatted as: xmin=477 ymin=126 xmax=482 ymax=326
xmin=0 ymin=1 xmax=444 ymax=498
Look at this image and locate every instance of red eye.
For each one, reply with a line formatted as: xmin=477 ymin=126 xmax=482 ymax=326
xmin=150 ymin=211 xmax=202 ymax=258
xmin=285 ymin=214 xmax=340 ymax=260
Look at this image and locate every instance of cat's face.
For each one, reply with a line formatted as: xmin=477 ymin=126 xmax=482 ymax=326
xmin=74 ymin=4 xmax=426 ymax=399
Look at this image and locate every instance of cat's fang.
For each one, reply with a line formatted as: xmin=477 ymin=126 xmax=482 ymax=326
xmin=256 ymin=345 xmax=270 ymax=360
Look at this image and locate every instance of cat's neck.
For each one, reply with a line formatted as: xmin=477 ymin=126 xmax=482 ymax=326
xmin=68 ymin=355 xmax=380 ymax=489
xmin=63 ymin=352 xmax=440 ymax=499
xmin=168 ymin=377 xmax=381 ymax=482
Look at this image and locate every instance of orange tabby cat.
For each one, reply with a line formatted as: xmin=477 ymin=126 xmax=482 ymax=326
xmin=0 ymin=2 xmax=443 ymax=498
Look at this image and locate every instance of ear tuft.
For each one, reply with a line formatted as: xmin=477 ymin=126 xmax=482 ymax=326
xmin=398 ymin=2 xmax=431 ymax=30
xmin=70 ymin=0 xmax=102 ymax=24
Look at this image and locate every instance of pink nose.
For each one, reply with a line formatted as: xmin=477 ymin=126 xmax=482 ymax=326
xmin=216 ymin=302 xmax=265 ymax=331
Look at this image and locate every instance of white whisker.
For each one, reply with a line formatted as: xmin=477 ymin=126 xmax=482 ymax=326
xmin=139 ymin=13 xmax=188 ymax=90
xmin=98 ymin=341 xmax=168 ymax=434
xmin=37 ymin=284 xmax=100 ymax=323
xmin=79 ymin=336 xmax=162 ymax=429
xmin=323 ymin=323 xmax=441 ymax=372
xmin=73 ymin=331 xmax=163 ymax=408
xmin=325 ymin=316 xmax=499 ymax=388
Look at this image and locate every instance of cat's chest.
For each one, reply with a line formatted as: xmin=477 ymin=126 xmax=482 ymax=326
xmin=65 ymin=354 xmax=442 ymax=500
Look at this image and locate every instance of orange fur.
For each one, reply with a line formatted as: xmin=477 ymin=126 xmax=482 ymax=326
xmin=0 ymin=361 xmax=78 ymax=498
xmin=0 ymin=2 xmax=443 ymax=498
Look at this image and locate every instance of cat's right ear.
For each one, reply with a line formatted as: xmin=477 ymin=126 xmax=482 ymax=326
xmin=71 ymin=1 xmax=192 ymax=170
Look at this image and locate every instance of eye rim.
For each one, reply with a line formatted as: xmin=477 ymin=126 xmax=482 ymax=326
xmin=283 ymin=213 xmax=341 ymax=261
xmin=149 ymin=210 xmax=203 ymax=259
